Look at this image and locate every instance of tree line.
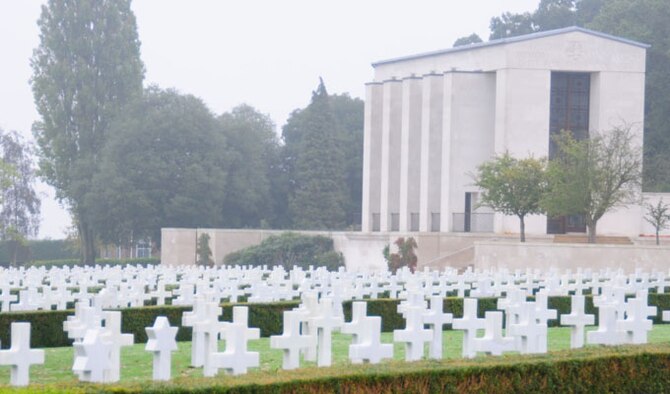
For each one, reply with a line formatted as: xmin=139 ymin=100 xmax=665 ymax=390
xmin=29 ymin=0 xmax=363 ymax=263
xmin=455 ymin=0 xmax=670 ymax=193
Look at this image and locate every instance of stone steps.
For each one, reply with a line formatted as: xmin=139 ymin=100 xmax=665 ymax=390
xmin=553 ymin=235 xmax=633 ymax=245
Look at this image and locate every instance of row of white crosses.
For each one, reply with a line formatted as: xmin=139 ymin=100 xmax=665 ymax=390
xmin=4 ymin=264 xmax=670 ymax=313
xmin=1 ymin=263 xmax=670 ymax=386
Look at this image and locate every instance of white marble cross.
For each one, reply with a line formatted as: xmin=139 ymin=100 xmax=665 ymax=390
xmin=342 ymin=302 xmax=392 ymax=364
xmin=533 ymin=290 xmax=557 ymax=353
xmin=422 ymin=296 xmax=453 ymax=359
xmin=349 ymin=314 xmax=392 ymax=364
xmin=310 ymin=297 xmax=344 ymax=367
xmin=209 ymin=306 xmax=260 ymax=375
xmin=508 ymin=301 xmax=544 ymax=354
xmin=394 ymin=302 xmax=432 ymax=361
xmin=73 ymin=329 xmax=112 ymax=383
xmin=452 ymin=298 xmax=486 ymax=358
xmin=560 ymin=295 xmax=595 ymax=348
xmin=473 ymin=311 xmax=515 ymax=356
xmin=182 ymin=296 xmax=208 ymax=367
xmin=297 ymin=292 xmax=320 ymax=362
xmin=101 ymin=311 xmax=134 ymax=382
xmin=271 ymin=310 xmax=312 ymax=370
xmin=0 ymin=286 xmax=17 ymax=312
xmin=145 ymin=316 xmax=179 ymax=381
xmin=616 ymin=291 xmax=657 ymax=344
xmin=65 ymin=304 xmax=102 ymax=344
xmin=341 ymin=301 xmax=368 ymax=346
xmin=0 ymin=323 xmax=44 ymax=386
xmin=587 ymin=304 xmax=626 ymax=345
xmin=195 ymin=302 xmax=223 ymax=377
xmin=150 ymin=281 xmax=172 ymax=306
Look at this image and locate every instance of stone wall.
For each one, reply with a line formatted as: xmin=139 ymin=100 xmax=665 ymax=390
xmin=474 ymin=241 xmax=670 ymax=273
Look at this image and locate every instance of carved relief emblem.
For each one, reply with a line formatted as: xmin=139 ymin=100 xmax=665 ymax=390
xmin=566 ymin=41 xmax=584 ymax=61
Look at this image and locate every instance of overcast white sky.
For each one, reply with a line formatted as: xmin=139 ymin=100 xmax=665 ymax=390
xmin=0 ymin=0 xmax=540 ymax=239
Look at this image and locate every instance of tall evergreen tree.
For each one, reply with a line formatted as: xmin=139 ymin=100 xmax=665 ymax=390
xmin=287 ymin=79 xmax=348 ymax=230
xmin=219 ymin=105 xmax=279 ymax=228
xmin=31 ymin=0 xmax=144 ymax=263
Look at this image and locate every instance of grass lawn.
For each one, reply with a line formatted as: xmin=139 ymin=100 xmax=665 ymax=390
xmin=1 ymin=324 xmax=670 ymax=388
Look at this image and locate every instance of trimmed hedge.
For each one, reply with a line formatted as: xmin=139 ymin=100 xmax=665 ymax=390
xmin=0 ymin=239 xmax=78 ymax=266
xmin=2 ymin=294 xmax=669 ymax=349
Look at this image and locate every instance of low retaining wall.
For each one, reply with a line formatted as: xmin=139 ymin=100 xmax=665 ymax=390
xmin=474 ymin=241 xmax=670 ymax=273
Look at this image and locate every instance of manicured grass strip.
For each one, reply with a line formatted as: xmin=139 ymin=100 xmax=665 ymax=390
xmin=1 ymin=325 xmax=670 ymax=392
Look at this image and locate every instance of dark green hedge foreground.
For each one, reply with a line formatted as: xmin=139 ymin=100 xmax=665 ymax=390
xmin=2 ymin=293 xmax=670 ymax=348
xmin=7 ymin=343 xmax=670 ymax=393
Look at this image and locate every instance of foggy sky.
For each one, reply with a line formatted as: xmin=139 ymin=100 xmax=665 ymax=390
xmin=0 ymin=0 xmax=540 ymax=239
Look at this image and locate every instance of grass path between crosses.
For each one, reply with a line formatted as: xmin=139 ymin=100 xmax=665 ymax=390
xmin=1 ymin=324 xmax=670 ymax=390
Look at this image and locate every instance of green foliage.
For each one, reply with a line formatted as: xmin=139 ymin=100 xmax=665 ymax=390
xmin=489 ymin=11 xmax=536 ymax=39
xmin=543 ymin=127 xmax=642 ymax=243
xmin=196 ymin=233 xmax=214 ymax=267
xmin=31 ymin=0 xmax=145 ymax=264
xmin=474 ymin=153 xmax=547 ymax=242
xmin=453 ymin=33 xmax=483 ymax=47
xmin=588 ymin=0 xmax=670 ymax=193
xmin=224 ymin=232 xmax=345 ymax=271
xmin=489 ymin=0 xmax=604 ymax=40
xmin=25 ymin=239 xmax=79 ymax=260
xmin=383 ymin=237 xmax=418 ymax=273
xmin=88 ymin=87 xmax=228 ymax=246
xmin=644 ymin=198 xmax=670 ymax=245
xmin=0 ymin=239 xmax=83 ymax=266
xmin=283 ymin=79 xmax=363 ymax=230
xmin=0 ymin=130 xmax=41 ymax=263
xmin=218 ymin=105 xmax=280 ymax=229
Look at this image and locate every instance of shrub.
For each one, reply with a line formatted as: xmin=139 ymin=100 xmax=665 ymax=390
xmin=196 ymin=233 xmax=214 ymax=267
xmin=223 ymin=232 xmax=345 ymax=270
xmin=383 ymin=237 xmax=418 ymax=273
xmin=0 ymin=239 xmax=78 ymax=266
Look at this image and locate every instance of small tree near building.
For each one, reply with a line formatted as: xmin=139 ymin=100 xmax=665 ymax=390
xmin=196 ymin=233 xmax=214 ymax=267
xmin=473 ymin=153 xmax=547 ymax=242
xmin=542 ymin=126 xmax=642 ymax=243
xmin=644 ymin=199 xmax=670 ymax=245
xmin=383 ymin=237 xmax=418 ymax=273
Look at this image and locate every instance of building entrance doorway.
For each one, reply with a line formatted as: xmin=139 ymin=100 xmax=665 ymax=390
xmin=548 ymin=215 xmax=587 ymax=234
xmin=546 ymin=71 xmax=591 ymax=235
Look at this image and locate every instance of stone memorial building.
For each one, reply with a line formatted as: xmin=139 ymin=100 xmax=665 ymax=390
xmin=361 ymin=26 xmax=650 ymax=237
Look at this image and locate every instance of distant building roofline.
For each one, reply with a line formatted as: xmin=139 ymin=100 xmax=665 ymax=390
xmin=372 ymin=26 xmax=650 ymax=67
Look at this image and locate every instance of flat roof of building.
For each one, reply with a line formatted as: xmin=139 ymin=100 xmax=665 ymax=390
xmin=372 ymin=26 xmax=650 ymax=67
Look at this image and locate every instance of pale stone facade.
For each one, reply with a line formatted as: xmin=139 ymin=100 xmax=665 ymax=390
xmin=362 ymin=27 xmax=651 ymax=237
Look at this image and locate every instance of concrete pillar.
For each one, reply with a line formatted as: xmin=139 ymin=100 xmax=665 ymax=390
xmin=440 ymin=73 xmax=454 ymax=233
xmin=492 ymin=70 xmax=508 ymax=233
xmin=419 ymin=73 xmax=444 ymax=232
xmin=380 ymin=78 xmax=402 ymax=232
xmin=399 ymin=76 xmax=422 ymax=232
xmin=362 ymin=82 xmax=383 ymax=232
